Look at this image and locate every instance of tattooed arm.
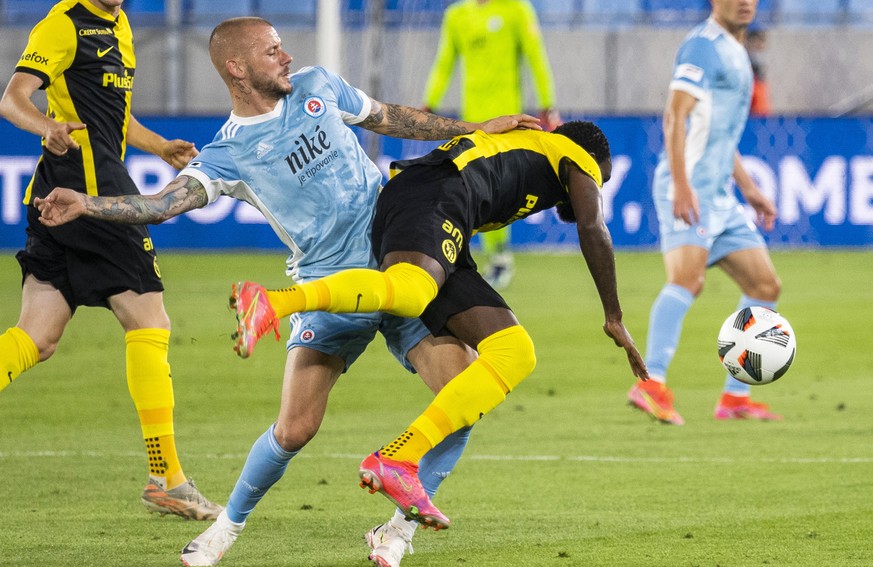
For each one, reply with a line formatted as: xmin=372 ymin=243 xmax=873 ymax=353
xmin=358 ymin=98 xmax=541 ymax=140
xmin=35 ymin=175 xmax=209 ymax=227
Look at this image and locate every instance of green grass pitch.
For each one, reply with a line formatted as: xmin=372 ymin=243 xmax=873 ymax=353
xmin=0 ymin=250 xmax=871 ymax=566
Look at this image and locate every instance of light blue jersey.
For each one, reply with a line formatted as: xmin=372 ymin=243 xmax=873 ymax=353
xmin=181 ymin=66 xmax=383 ymax=280
xmin=652 ymin=17 xmax=753 ymax=211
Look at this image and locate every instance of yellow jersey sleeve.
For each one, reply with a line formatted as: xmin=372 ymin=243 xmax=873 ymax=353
xmin=548 ymin=134 xmax=603 ymax=188
xmin=16 ymin=9 xmax=77 ymax=87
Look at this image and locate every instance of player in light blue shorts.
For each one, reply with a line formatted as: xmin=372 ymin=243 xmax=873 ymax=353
xmin=627 ymin=1 xmax=784 ymax=426
xmin=287 ymin=311 xmax=428 ymax=374
xmin=655 ymin=200 xmax=766 ymax=265
xmin=34 ymin=16 xmax=539 ymax=567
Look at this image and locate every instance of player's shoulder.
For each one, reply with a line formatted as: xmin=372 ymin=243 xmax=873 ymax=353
xmin=502 ymin=0 xmax=537 ymax=14
xmin=292 ymin=65 xmax=344 ymax=88
xmin=29 ymin=0 xmax=77 ymax=33
xmin=677 ymin=20 xmax=722 ymax=59
xmin=116 ymin=7 xmax=132 ymax=29
xmin=444 ymin=0 xmax=468 ymax=17
xmin=43 ymin=0 xmax=79 ymax=19
xmin=687 ymin=18 xmax=724 ymax=44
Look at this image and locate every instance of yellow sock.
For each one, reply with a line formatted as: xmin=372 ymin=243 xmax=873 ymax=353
xmin=0 ymin=327 xmax=40 ymax=394
xmin=267 ymin=263 xmax=438 ymax=319
xmin=126 ymin=329 xmax=185 ymax=489
xmin=380 ymin=425 xmax=435 ymax=463
xmin=144 ymin=435 xmax=184 ymax=489
xmin=386 ymin=325 xmax=536 ymax=464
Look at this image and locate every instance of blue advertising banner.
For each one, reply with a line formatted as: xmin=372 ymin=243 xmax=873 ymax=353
xmin=1 ymin=116 xmax=872 ymax=251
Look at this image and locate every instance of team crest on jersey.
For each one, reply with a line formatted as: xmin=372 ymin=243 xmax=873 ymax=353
xmin=441 ymin=240 xmax=458 ymax=264
xmin=300 ymin=329 xmax=316 ymax=343
xmin=303 ymin=96 xmax=326 ymax=117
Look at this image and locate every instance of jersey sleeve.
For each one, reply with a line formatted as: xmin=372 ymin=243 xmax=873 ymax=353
xmin=15 ymin=11 xmax=77 ymax=87
xmin=516 ymin=1 xmax=556 ymax=110
xmin=311 ymin=66 xmax=372 ymax=125
xmin=179 ymin=143 xmax=246 ymax=204
xmin=545 ymin=134 xmax=603 ymax=188
xmin=422 ymin=6 xmax=460 ymax=111
xmin=669 ymin=36 xmax=719 ymax=101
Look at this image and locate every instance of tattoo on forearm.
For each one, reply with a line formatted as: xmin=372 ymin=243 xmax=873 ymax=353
xmin=85 ymin=176 xmax=208 ymax=224
xmin=361 ymin=100 xmax=471 ymax=140
xmin=359 ymin=100 xmax=386 ymax=129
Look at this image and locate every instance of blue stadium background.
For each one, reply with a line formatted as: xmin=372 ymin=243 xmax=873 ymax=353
xmin=2 ymin=0 xmax=872 ymax=27
xmin=1 ymin=1 xmax=871 ymax=251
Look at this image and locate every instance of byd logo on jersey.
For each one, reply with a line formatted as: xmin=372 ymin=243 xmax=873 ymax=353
xmin=303 ymin=96 xmax=325 ymax=118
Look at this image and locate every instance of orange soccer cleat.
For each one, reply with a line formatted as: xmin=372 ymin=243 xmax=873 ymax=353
xmin=627 ymin=378 xmax=685 ymax=425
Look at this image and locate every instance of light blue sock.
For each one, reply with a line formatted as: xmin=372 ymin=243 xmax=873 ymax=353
xmin=724 ymin=295 xmax=778 ymax=396
xmin=418 ymin=426 xmax=472 ymax=498
xmin=226 ymin=424 xmax=298 ymax=524
xmin=645 ymin=284 xmax=695 ymax=379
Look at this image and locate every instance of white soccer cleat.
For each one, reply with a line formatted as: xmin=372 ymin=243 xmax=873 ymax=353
xmin=180 ymin=510 xmax=245 ymax=566
xmin=365 ymin=521 xmax=414 ymax=567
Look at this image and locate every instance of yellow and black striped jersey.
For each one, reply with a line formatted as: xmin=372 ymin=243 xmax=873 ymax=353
xmin=16 ymin=0 xmax=137 ymax=204
xmin=390 ymin=129 xmax=602 ymax=233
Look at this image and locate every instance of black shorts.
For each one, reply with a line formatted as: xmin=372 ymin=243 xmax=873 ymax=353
xmin=16 ymin=205 xmax=164 ymax=311
xmin=372 ymin=163 xmax=510 ymax=336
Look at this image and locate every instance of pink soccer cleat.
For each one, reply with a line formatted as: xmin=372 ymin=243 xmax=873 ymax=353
xmin=627 ymin=379 xmax=685 ymax=425
xmin=358 ymin=451 xmax=450 ymax=530
xmin=715 ymin=393 xmax=783 ymax=421
xmin=229 ymin=281 xmax=280 ymax=358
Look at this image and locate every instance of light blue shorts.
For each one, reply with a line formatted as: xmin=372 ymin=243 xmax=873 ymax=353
xmin=655 ymin=200 xmax=766 ymax=266
xmin=286 ymin=311 xmax=429 ymax=373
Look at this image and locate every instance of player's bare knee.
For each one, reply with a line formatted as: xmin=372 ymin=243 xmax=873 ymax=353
xmin=36 ymin=341 xmax=59 ymax=362
xmin=762 ymin=276 xmax=782 ymax=302
xmin=669 ymin=277 xmax=703 ymax=297
xmin=25 ymin=332 xmax=61 ymax=362
xmin=746 ymin=275 xmax=781 ymax=302
xmin=273 ymin=421 xmax=318 ymax=452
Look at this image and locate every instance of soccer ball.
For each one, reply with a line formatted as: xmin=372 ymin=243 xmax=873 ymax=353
xmin=717 ymin=306 xmax=796 ymax=385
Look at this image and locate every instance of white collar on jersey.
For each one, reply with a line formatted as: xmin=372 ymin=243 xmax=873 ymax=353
xmin=705 ymin=16 xmax=744 ymax=50
xmin=229 ymin=97 xmax=285 ymax=125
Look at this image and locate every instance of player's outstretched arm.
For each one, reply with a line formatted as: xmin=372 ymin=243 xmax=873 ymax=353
xmin=128 ymin=115 xmax=199 ymax=170
xmin=36 ymin=175 xmax=208 ymax=227
xmin=566 ymin=164 xmax=649 ymax=381
xmin=358 ymin=98 xmax=540 ymax=140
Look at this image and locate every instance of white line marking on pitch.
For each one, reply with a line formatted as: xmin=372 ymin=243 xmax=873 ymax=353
xmin=1 ymin=450 xmax=871 ymax=464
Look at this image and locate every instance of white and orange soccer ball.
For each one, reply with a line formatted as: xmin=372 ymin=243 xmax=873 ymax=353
xmin=717 ymin=306 xmax=796 ymax=386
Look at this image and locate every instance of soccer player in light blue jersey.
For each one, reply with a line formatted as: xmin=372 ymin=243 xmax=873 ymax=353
xmin=627 ymin=0 xmax=783 ymax=425
xmin=36 ymin=16 xmax=539 ymax=567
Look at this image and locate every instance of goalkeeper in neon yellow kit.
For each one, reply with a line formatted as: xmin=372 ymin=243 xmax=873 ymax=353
xmin=423 ymin=0 xmax=560 ymax=290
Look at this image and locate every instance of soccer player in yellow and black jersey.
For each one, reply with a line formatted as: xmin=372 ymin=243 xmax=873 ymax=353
xmin=235 ymin=121 xmax=649 ymax=527
xmin=0 ymin=0 xmax=220 ymax=520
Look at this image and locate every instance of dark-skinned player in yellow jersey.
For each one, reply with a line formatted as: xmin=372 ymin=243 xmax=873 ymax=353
xmin=231 ymin=120 xmax=649 ymax=529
